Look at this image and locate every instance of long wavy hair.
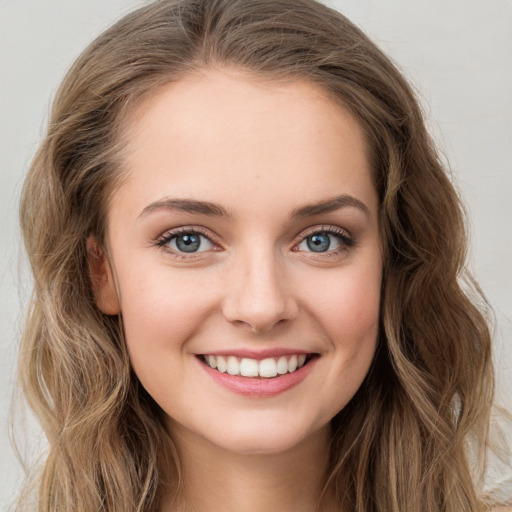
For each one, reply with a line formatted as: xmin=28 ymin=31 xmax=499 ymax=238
xmin=17 ymin=0 xmax=496 ymax=510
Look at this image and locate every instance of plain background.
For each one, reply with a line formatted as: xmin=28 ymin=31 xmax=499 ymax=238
xmin=1 ymin=0 xmax=511 ymax=508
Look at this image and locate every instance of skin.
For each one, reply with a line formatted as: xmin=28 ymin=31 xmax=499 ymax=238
xmin=90 ymin=69 xmax=382 ymax=512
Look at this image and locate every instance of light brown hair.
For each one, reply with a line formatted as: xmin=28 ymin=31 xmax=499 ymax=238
xmin=18 ymin=0 xmax=496 ymax=510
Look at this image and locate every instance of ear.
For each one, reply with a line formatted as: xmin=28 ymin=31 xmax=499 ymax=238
xmin=86 ymin=236 xmax=121 ymax=315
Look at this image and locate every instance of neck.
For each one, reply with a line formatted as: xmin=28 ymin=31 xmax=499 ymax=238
xmin=159 ymin=423 xmax=334 ymax=512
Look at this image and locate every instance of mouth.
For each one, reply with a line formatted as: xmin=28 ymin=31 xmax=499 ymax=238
xmin=197 ymin=353 xmax=317 ymax=379
xmin=196 ymin=351 xmax=318 ymax=397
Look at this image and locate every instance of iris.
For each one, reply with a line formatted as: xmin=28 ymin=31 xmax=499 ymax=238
xmin=176 ymin=234 xmax=201 ymax=252
xmin=306 ymin=233 xmax=330 ymax=252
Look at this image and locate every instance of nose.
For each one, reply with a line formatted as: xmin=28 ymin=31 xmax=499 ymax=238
xmin=222 ymin=250 xmax=298 ymax=334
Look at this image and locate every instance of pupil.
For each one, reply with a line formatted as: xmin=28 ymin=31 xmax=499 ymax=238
xmin=176 ymin=234 xmax=200 ymax=252
xmin=307 ymin=233 xmax=330 ymax=252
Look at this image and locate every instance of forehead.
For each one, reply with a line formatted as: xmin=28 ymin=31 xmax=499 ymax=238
xmin=123 ymin=68 xmax=368 ymax=159
xmin=112 ymin=68 xmax=376 ymax=221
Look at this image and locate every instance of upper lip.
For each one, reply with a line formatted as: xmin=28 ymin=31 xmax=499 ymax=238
xmin=196 ymin=348 xmax=316 ymax=359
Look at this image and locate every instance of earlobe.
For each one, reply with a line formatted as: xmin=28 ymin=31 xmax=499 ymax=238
xmin=86 ymin=236 xmax=121 ymax=315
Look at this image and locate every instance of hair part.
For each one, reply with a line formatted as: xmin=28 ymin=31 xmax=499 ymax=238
xmin=18 ymin=0 xmax=495 ymax=510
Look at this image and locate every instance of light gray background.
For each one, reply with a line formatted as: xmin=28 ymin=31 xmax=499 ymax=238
xmin=1 ymin=0 xmax=511 ymax=508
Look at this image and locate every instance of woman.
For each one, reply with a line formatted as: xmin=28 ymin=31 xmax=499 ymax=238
xmin=16 ymin=0 xmax=509 ymax=510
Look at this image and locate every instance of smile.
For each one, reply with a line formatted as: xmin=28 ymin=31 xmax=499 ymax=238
xmin=196 ymin=351 xmax=318 ymax=397
xmin=199 ymin=354 xmax=310 ymax=378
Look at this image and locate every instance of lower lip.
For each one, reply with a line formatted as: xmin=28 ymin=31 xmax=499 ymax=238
xmin=197 ymin=357 xmax=317 ymax=397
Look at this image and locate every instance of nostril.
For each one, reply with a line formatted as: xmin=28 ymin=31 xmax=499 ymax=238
xmin=222 ymin=292 xmax=298 ymax=334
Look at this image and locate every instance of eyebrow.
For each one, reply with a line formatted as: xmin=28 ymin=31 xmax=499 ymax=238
xmin=138 ymin=194 xmax=369 ymax=219
xmin=291 ymin=195 xmax=370 ymax=218
xmin=139 ymin=198 xmax=231 ymax=218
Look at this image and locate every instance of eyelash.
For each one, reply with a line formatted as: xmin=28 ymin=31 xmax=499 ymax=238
xmin=155 ymin=227 xmax=218 ymax=257
xmin=292 ymin=226 xmax=356 ymax=262
xmin=294 ymin=225 xmax=355 ymax=256
xmin=154 ymin=225 xmax=355 ymax=258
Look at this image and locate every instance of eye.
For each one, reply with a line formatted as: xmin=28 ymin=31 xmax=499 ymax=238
xmin=297 ymin=232 xmax=341 ymax=253
xmin=294 ymin=227 xmax=354 ymax=255
xmin=157 ymin=229 xmax=215 ymax=254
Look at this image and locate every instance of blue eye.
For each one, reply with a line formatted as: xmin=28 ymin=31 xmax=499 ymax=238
xmin=159 ymin=231 xmax=214 ymax=253
xmin=306 ymin=233 xmax=331 ymax=252
xmin=296 ymin=230 xmax=348 ymax=253
xmin=174 ymin=233 xmax=201 ymax=252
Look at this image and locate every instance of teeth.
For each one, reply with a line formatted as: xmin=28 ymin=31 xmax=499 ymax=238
xmin=227 ymin=356 xmax=239 ymax=375
xmin=259 ymin=358 xmax=278 ymax=378
xmin=240 ymin=358 xmax=259 ymax=377
xmin=216 ymin=355 xmax=227 ymax=373
xmin=203 ymin=354 xmax=311 ymax=378
xmin=276 ymin=356 xmax=288 ymax=375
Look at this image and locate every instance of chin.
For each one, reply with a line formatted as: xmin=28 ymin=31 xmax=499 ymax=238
xmin=196 ymin=416 xmax=330 ymax=457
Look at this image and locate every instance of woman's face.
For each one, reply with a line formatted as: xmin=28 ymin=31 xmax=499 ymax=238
xmin=97 ymin=69 xmax=382 ymax=455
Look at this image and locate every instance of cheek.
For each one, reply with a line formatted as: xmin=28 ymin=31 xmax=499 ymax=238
xmin=314 ymin=266 xmax=381 ymax=410
xmin=304 ymin=263 xmax=382 ymax=344
xmin=116 ymin=265 xmax=219 ymax=375
xmin=301 ymin=259 xmax=381 ymax=401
